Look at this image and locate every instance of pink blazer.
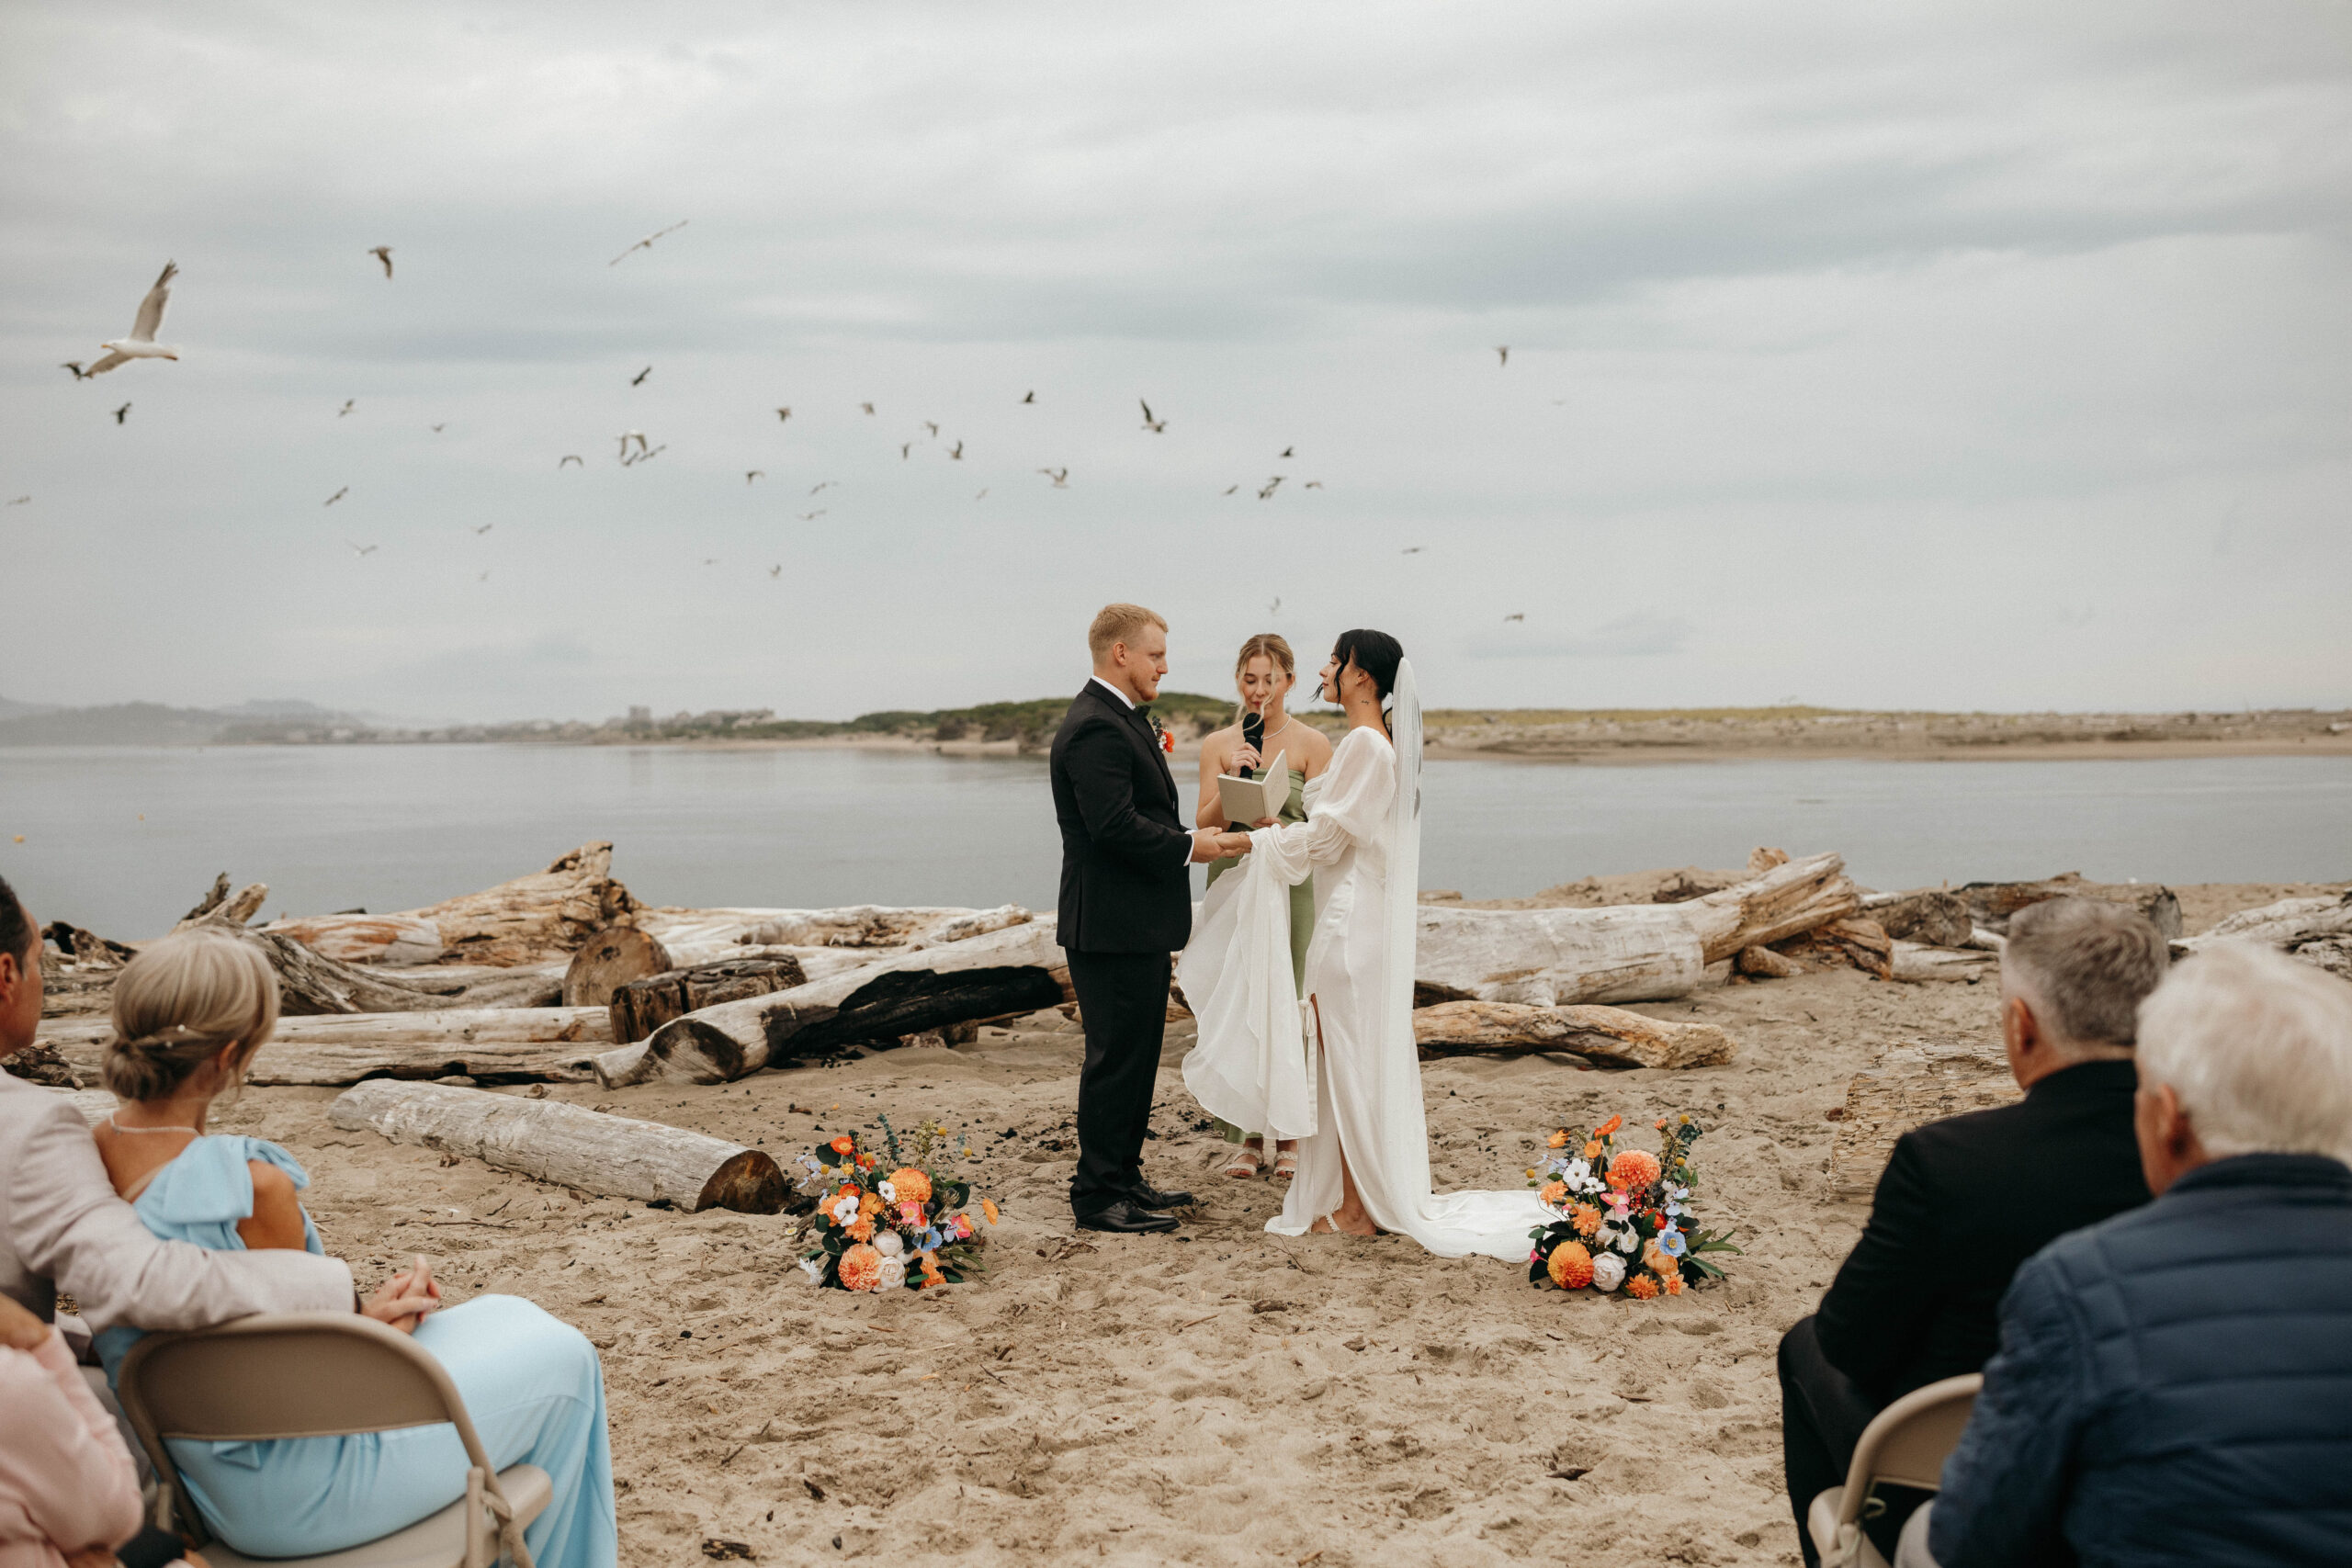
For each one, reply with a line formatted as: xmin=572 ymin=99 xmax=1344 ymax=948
xmin=0 ymin=1326 xmax=143 ymax=1568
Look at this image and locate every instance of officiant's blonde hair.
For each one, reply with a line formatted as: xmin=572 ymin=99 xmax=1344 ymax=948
xmin=1088 ymin=603 xmax=1167 ymax=660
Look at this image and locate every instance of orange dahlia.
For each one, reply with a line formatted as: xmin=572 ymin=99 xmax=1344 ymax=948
xmin=837 ymin=1243 xmax=883 ymax=1292
xmin=1570 ymin=1202 xmax=1602 ymax=1236
xmin=888 ymin=1168 xmax=933 ymax=1207
xmin=1538 ymin=1180 xmax=1568 ymax=1205
xmin=1546 ymin=1242 xmax=1595 ymax=1290
xmin=1607 ymin=1149 xmax=1662 ymax=1191
xmin=1626 ymin=1274 xmax=1659 ymax=1301
xmin=846 ymin=1215 xmax=874 ymax=1242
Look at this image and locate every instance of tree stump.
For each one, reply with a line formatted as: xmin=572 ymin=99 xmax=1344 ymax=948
xmin=562 ymin=926 xmax=673 ymax=1008
xmin=609 ymin=956 xmax=809 ymax=1043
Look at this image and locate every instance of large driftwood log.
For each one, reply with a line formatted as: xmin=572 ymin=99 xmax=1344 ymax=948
xmin=1860 ymin=890 xmax=1973 ymax=947
xmin=1956 ymin=874 xmax=2182 ymax=939
xmin=1414 ymin=852 xmax=1858 ymax=1007
xmin=1826 ymin=1044 xmax=2018 ymax=1199
xmin=561 ymin=926 xmax=673 ymax=1008
xmin=594 ymin=920 xmax=1070 ymax=1087
xmin=632 ymin=904 xmax=1034 ymax=968
xmin=2176 ymin=890 xmax=2352 ymax=979
xmin=329 ymin=1079 xmax=786 ymax=1213
xmin=262 ymin=843 xmax=641 ymax=966
xmin=1412 ymin=1001 xmax=1736 ymax=1069
xmin=609 ymin=957 xmax=809 ymax=1043
xmin=1890 ymin=942 xmax=1999 ymax=983
xmin=1773 ymin=917 xmax=1894 ymax=979
xmin=39 ymin=1007 xmax=614 ymax=1086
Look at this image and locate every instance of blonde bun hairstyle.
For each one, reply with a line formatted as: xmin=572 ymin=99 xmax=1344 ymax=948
xmin=103 ymin=930 xmax=280 ymax=1102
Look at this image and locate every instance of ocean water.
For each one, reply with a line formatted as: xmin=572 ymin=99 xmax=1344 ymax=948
xmin=2 ymin=744 xmax=2345 ymax=939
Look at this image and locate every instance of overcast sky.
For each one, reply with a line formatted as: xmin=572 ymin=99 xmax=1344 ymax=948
xmin=3 ymin=2 xmax=2347 ymax=723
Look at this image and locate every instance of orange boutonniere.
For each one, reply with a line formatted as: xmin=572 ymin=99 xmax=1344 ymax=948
xmin=1150 ymin=715 xmax=1174 ymax=753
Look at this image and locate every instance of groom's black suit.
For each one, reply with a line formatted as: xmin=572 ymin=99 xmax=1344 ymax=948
xmin=1049 ymin=679 xmax=1193 ymax=1217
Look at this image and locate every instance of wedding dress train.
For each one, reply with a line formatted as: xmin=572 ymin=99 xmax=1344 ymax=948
xmin=1244 ymin=662 xmax=1551 ymax=1261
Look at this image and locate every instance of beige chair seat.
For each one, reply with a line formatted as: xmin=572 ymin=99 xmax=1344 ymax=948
xmin=191 ymin=1465 xmax=549 ymax=1568
xmin=1806 ymin=1373 xmax=1979 ymax=1568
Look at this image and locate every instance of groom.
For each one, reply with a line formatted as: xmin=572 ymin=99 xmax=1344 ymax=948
xmin=1052 ymin=604 xmax=1251 ymax=1235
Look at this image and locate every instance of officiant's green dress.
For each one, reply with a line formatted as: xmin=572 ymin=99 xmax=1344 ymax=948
xmin=1204 ymin=764 xmax=1312 ymax=1144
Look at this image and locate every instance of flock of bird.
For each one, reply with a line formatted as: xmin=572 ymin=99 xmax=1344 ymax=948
xmin=41 ymin=230 xmax=1534 ymax=619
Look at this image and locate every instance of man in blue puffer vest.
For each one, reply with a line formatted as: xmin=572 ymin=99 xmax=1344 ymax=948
xmin=1909 ymin=941 xmax=2352 ymax=1567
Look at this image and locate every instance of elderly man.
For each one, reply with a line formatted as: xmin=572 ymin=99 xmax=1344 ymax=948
xmin=1781 ymin=897 xmax=2165 ymax=1564
xmin=1904 ymin=942 xmax=2352 ymax=1567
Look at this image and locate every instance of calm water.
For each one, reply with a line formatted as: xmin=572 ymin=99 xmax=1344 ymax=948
xmin=2 ymin=745 xmax=2346 ymax=938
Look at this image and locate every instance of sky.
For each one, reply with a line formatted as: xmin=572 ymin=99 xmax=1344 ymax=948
xmin=2 ymin=1 xmax=2347 ymax=724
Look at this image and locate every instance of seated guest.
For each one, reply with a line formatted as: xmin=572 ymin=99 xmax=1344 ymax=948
xmin=88 ymin=930 xmax=616 ymax=1568
xmin=0 ymin=1290 xmax=147 ymax=1568
xmin=1781 ymin=897 xmax=2165 ymax=1564
xmin=1914 ymin=942 xmax=2352 ymax=1567
xmin=3 ymin=874 xmax=375 ymax=1334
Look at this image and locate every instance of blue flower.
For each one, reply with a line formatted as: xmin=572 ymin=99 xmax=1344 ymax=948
xmin=1658 ymin=1229 xmax=1688 ymax=1258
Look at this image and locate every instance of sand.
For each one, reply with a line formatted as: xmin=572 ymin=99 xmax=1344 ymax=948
xmin=147 ymin=879 xmax=2339 ymax=1565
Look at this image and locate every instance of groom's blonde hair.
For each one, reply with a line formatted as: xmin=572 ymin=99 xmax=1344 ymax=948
xmin=1089 ymin=603 xmax=1167 ymax=660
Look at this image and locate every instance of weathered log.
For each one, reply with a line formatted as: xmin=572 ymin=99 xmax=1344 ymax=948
xmin=609 ymin=956 xmax=808 ymax=1043
xmin=1735 ymin=945 xmax=1808 ymax=979
xmin=329 ymin=1079 xmax=786 ymax=1213
xmin=562 ymin=926 xmax=673 ymax=1009
xmin=631 ymin=904 xmax=1034 ymax=967
xmin=1860 ymin=890 xmax=1973 ymax=948
xmin=260 ymin=842 xmax=641 ymax=965
xmin=594 ymin=920 xmax=1070 ymax=1086
xmin=1774 ymin=917 xmax=1894 ymax=979
xmin=1955 ymin=875 xmax=2182 ymax=939
xmin=1412 ymin=1001 xmax=1737 ymax=1069
xmin=1890 ymin=942 xmax=1999 ymax=983
xmin=38 ymin=1007 xmax=614 ymax=1087
xmin=1414 ymin=852 xmax=1858 ymax=1008
xmin=2176 ymin=889 xmax=2352 ymax=979
xmin=1826 ymin=1044 xmax=2018 ymax=1199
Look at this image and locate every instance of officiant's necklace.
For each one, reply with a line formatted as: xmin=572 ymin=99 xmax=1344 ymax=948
xmin=1259 ymin=714 xmax=1296 ymax=749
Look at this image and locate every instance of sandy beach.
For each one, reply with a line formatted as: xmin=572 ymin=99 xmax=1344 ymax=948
xmin=130 ymin=874 xmax=2340 ymax=1566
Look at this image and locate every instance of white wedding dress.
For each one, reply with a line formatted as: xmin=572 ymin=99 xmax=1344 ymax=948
xmin=1181 ymin=660 xmax=1552 ymax=1262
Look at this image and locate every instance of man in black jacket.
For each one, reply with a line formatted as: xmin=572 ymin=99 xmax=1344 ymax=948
xmin=1050 ymin=604 xmax=1250 ymax=1235
xmin=1781 ymin=897 xmax=2166 ymax=1565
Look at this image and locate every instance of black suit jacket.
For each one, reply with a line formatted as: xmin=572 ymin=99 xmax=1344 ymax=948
xmin=1815 ymin=1058 xmax=2150 ymax=1404
xmin=1049 ymin=681 xmax=1193 ymax=954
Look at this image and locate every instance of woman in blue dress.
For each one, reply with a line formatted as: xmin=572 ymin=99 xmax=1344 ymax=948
xmin=88 ymin=931 xmax=616 ymax=1568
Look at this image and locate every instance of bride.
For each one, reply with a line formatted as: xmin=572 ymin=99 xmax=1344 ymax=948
xmin=1180 ymin=629 xmax=1552 ymax=1259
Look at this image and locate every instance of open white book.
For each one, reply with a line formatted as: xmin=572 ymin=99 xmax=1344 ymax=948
xmin=1214 ymin=750 xmax=1288 ymax=827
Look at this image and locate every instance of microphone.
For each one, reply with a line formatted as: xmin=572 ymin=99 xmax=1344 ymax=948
xmin=1239 ymin=710 xmax=1263 ymax=779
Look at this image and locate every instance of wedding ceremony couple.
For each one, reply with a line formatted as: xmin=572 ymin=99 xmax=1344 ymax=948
xmin=1048 ymin=601 xmax=1550 ymax=1253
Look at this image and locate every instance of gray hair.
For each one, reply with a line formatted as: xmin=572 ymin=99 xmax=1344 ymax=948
xmin=103 ymin=931 xmax=279 ymax=1102
xmin=2000 ymin=897 xmax=2170 ymax=1052
xmin=2137 ymin=942 xmax=2352 ymax=1163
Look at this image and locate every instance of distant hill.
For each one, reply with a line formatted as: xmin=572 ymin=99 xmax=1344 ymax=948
xmin=0 ymin=695 xmax=58 ymax=721
xmin=0 ymin=702 xmax=235 ymax=747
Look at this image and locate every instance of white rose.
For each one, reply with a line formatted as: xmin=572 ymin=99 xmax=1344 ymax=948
xmin=874 ymin=1232 xmax=905 ymax=1258
xmin=1614 ymin=1229 xmax=1639 ymax=1254
xmin=876 ymin=1257 xmax=909 ymax=1292
xmin=1590 ymin=1254 xmax=1626 ymax=1292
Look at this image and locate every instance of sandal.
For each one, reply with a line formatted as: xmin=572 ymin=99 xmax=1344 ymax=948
xmin=1271 ymin=1143 xmax=1299 ymax=1180
xmin=1220 ymin=1139 xmax=1265 ymax=1179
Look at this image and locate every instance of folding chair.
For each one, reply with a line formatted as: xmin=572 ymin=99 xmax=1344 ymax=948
xmin=1806 ymin=1372 xmax=1981 ymax=1568
xmin=116 ymin=1313 xmax=550 ymax=1568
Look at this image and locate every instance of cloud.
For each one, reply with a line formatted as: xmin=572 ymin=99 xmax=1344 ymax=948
xmin=1462 ymin=612 xmax=1691 ymax=661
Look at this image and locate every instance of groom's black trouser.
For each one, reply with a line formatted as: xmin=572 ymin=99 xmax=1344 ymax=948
xmin=1781 ymin=1314 xmax=1922 ymax=1566
xmin=1065 ymin=948 xmax=1170 ymax=1215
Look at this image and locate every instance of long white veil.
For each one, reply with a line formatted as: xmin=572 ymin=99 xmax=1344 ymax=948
xmin=1381 ymin=659 xmax=1423 ymax=1067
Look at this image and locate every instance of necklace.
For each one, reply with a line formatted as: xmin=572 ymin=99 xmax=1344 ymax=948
xmin=1261 ymin=715 xmax=1296 ymax=750
xmin=106 ymin=1115 xmax=202 ymax=1135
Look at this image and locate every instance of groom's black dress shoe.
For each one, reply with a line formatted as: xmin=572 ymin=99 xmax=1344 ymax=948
xmin=1128 ymin=1184 xmax=1195 ymax=1211
xmin=1074 ymin=1200 xmax=1181 ymax=1235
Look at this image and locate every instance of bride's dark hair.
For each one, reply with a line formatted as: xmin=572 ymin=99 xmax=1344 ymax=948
xmin=1331 ymin=629 xmax=1404 ymax=703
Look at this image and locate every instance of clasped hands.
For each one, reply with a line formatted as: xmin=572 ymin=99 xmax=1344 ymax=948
xmin=360 ymin=1255 xmax=442 ymax=1334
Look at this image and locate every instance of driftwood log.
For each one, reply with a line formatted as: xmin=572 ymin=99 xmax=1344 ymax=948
xmin=1860 ymin=891 xmax=1973 ymax=948
xmin=38 ymin=1008 xmax=613 ymax=1087
xmin=2176 ymin=889 xmax=2352 ymax=979
xmin=1956 ymin=874 xmax=2182 ymax=939
xmin=594 ymin=920 xmax=1069 ymax=1087
xmin=1413 ymin=1001 xmax=1737 ymax=1069
xmin=1890 ymin=942 xmax=1999 ymax=983
xmin=1414 ymin=852 xmax=1859 ymax=1007
xmin=329 ymin=1079 xmax=786 ymax=1213
xmin=561 ymin=926 xmax=673 ymax=1008
xmin=262 ymin=843 xmax=641 ymax=965
xmin=633 ymin=904 xmax=1035 ymax=968
xmin=1826 ymin=1043 xmax=2018 ymax=1199
xmin=1773 ymin=917 xmax=1894 ymax=979
xmin=609 ymin=956 xmax=809 ymax=1043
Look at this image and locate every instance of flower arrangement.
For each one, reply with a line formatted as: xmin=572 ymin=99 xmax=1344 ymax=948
xmin=795 ymin=1114 xmax=997 ymax=1292
xmin=1526 ymin=1112 xmax=1739 ymax=1301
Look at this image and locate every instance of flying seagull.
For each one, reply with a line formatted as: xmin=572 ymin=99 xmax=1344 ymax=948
xmin=769 ymin=564 xmax=783 ymax=579
xmin=6 ymin=496 xmax=29 ymax=507
xmin=798 ymin=510 xmax=826 ymax=521
xmin=1503 ymin=612 xmax=1524 ymax=622
xmin=112 ymin=402 xmax=131 ymax=424
xmin=1279 ymin=446 xmax=1294 ymax=458
xmin=368 ymin=246 xmax=393 ymax=278
xmin=1038 ymin=468 xmax=1069 ymax=489
xmin=1222 ymin=484 xmax=1238 ymax=496
xmin=86 ymin=261 xmax=179 ymax=375
xmin=1268 ymin=596 xmax=1282 ymax=617
xmin=616 ymin=432 xmax=649 ymax=461
xmin=745 ymin=470 xmax=764 ymax=485
xmin=1021 ymin=390 xmax=1035 ymax=404
xmin=948 ymin=440 xmax=963 ymax=461
xmin=608 ymin=220 xmax=687 ymax=266
xmin=479 ymin=571 xmax=490 ymax=582
xmin=922 ymin=421 xmax=939 ymax=438
xmin=900 ymin=442 xmax=912 ymax=460
xmin=630 ymin=444 xmax=666 ymax=464
xmin=323 ymin=487 xmax=348 ymax=506
xmin=775 ymin=407 xmax=792 ymax=423
xmin=859 ymin=402 xmax=875 ymax=416
xmin=59 ymin=362 xmax=88 ymax=380
xmin=974 ymin=488 xmax=988 ymax=501
xmin=1496 ymin=346 xmax=1509 ymax=367
xmin=1139 ymin=399 xmax=1166 ymax=434
xmin=1258 ymin=475 xmax=1284 ymax=500
xmin=631 ymin=366 xmax=651 ymax=387
xmin=1401 ymin=546 xmax=1424 ymax=554
xmin=809 ymin=480 xmax=835 ymax=495
xmin=704 ymin=558 xmax=718 ymax=567
xmin=337 ymin=399 xmax=355 ymax=417
xmin=346 ymin=540 xmax=377 ymax=557
xmin=430 ymin=423 xmax=446 ymax=433
xmin=470 ymin=523 xmax=493 ymax=535
xmin=559 ymin=455 xmax=583 ymax=468
xmin=1303 ymin=480 xmax=1323 ymax=489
